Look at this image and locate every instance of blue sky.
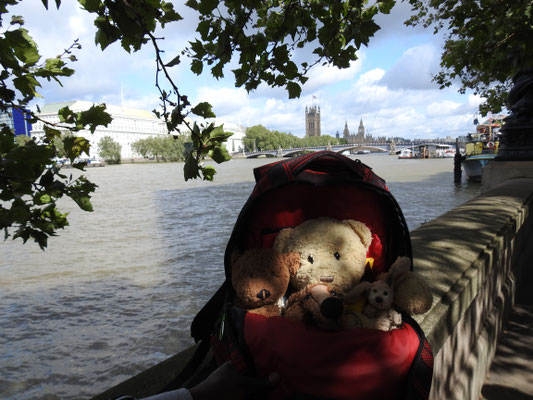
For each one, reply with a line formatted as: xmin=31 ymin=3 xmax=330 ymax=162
xmin=12 ymin=1 xmax=485 ymax=139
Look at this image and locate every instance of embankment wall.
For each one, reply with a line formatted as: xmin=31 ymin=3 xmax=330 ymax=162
xmin=412 ymin=177 xmax=533 ymax=400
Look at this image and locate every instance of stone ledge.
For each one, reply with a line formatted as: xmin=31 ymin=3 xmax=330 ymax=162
xmin=410 ymin=178 xmax=533 ymax=400
xmin=482 ymin=160 xmax=533 ymax=192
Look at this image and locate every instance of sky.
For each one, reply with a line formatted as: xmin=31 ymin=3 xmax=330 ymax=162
xmin=10 ymin=1 xmax=486 ymax=140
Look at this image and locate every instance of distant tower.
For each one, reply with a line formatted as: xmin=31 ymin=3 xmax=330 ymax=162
xmin=343 ymin=121 xmax=350 ymax=139
xmin=305 ymin=104 xmax=321 ymax=137
xmin=356 ymin=118 xmax=365 ymax=143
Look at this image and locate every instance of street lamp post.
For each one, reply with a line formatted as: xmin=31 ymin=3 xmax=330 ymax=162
xmin=496 ymin=68 xmax=533 ymax=161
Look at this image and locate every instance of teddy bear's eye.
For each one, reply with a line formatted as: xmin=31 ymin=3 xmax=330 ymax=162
xmin=330 ymin=290 xmax=337 ymax=296
xmin=372 ymin=289 xmax=378 ymax=293
xmin=384 ymin=291 xmax=389 ymax=296
xmin=334 ymin=252 xmax=341 ymax=260
xmin=307 ymin=255 xmax=314 ymax=264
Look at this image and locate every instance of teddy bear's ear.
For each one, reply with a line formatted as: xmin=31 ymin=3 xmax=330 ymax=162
xmin=273 ymin=228 xmax=294 ymax=253
xmin=388 ymin=256 xmax=411 ymax=280
xmin=285 ymin=251 xmax=301 ymax=276
xmin=344 ymin=220 xmax=372 ymax=250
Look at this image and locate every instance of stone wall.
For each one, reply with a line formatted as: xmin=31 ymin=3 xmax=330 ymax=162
xmin=411 ymin=178 xmax=533 ymax=400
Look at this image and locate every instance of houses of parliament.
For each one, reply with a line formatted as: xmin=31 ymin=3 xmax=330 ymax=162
xmin=305 ymin=103 xmax=374 ymax=144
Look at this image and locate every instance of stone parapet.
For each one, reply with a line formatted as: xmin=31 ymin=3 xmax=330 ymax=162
xmin=481 ymin=160 xmax=533 ymax=192
xmin=411 ymin=178 xmax=533 ymax=400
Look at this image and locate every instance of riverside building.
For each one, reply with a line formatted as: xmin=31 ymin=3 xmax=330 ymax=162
xmin=31 ymin=101 xmax=246 ymax=160
xmin=31 ymin=101 xmax=170 ymax=161
xmin=0 ymin=107 xmax=32 ymax=136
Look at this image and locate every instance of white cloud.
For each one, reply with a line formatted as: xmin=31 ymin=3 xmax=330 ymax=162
xmin=426 ymin=100 xmax=461 ymax=117
xmin=195 ymin=87 xmax=250 ymax=116
xmin=379 ymin=44 xmax=440 ymax=90
xmin=303 ymin=59 xmax=363 ymax=91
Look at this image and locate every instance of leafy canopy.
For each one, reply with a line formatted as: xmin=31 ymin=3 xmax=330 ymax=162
xmin=406 ymin=0 xmax=533 ymax=114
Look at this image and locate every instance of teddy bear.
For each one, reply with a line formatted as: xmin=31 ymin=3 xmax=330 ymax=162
xmin=343 ymin=256 xmax=433 ymax=329
xmin=386 ymin=256 xmax=433 ymax=316
xmin=344 ymin=280 xmax=403 ymax=331
xmin=274 ymin=217 xmax=373 ymax=327
xmin=284 ymin=283 xmax=344 ymax=330
xmin=230 ymin=247 xmax=300 ymax=317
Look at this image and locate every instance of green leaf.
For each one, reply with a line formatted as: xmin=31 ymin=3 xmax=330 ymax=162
xmin=191 ymin=59 xmax=204 ymax=75
xmin=286 ymin=81 xmax=302 ymax=99
xmin=71 ymin=194 xmax=93 ymax=211
xmin=184 ymin=153 xmax=200 ymax=180
xmin=79 ymin=0 xmax=101 ymax=12
xmin=4 ymin=28 xmax=40 ymax=65
xmin=190 ymin=102 xmax=216 ymax=118
xmin=63 ymin=136 xmax=91 ymax=162
xmin=198 ymin=0 xmax=218 ymax=14
xmin=202 ymin=165 xmax=216 ymax=181
xmin=10 ymin=15 xmax=24 ymax=25
xmin=35 ymin=194 xmax=52 ymax=204
xmin=165 ymin=55 xmax=181 ymax=67
xmin=208 ymin=145 xmax=230 ymax=163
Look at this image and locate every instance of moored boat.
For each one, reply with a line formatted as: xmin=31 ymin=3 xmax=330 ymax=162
xmin=461 ymin=115 xmax=504 ymax=181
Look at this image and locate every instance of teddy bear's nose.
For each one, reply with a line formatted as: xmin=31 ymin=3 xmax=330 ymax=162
xmin=257 ymin=289 xmax=271 ymax=300
xmin=375 ymin=296 xmax=383 ymax=303
xmin=320 ymin=297 xmax=344 ymax=320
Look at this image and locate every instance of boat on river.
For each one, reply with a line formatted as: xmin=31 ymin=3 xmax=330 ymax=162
xmin=397 ymin=144 xmax=454 ymax=159
xmin=461 ymin=116 xmax=504 ymax=181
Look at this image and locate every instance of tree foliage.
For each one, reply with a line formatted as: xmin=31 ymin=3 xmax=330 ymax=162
xmin=406 ymin=0 xmax=533 ymax=114
xmin=244 ymin=124 xmax=344 ymax=151
xmin=132 ymin=135 xmax=187 ymax=162
xmin=98 ymin=135 xmax=121 ymax=164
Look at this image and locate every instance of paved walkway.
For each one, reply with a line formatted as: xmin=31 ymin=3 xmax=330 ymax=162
xmin=480 ymin=303 xmax=533 ymax=399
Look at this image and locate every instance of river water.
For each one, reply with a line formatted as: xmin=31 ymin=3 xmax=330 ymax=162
xmin=0 ymin=154 xmax=480 ymax=399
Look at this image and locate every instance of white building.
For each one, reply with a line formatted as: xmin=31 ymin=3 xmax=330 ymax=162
xmin=31 ymin=100 xmax=247 ymax=160
xmin=220 ymin=121 xmax=246 ymax=154
xmin=31 ymin=101 xmax=172 ymax=160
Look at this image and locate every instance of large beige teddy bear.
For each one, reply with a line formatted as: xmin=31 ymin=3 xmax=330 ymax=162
xmin=273 ymin=217 xmax=373 ymax=327
xmin=273 ymin=217 xmax=372 ymax=294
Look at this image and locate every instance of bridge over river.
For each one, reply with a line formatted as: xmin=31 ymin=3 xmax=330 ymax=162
xmin=244 ymin=143 xmax=392 ymax=158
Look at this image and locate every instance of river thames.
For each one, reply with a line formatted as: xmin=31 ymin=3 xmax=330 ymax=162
xmin=0 ymin=154 xmax=480 ymax=399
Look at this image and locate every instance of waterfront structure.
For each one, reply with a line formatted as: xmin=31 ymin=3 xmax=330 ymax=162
xmin=0 ymin=107 xmax=32 ymax=136
xmin=305 ymin=104 xmax=321 ymax=137
xmin=220 ymin=121 xmax=246 ymax=153
xmin=32 ymin=101 xmax=174 ymax=160
xmin=343 ymin=118 xmax=367 ymax=144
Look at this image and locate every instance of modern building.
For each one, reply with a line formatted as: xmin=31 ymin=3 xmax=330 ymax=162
xmin=31 ymin=101 xmax=173 ymax=160
xmin=305 ymin=104 xmax=321 ymax=137
xmin=0 ymin=107 xmax=32 ymax=136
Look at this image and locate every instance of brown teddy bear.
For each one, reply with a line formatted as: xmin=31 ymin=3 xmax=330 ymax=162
xmin=284 ymin=283 xmax=344 ymax=330
xmin=231 ymin=248 xmax=300 ymax=317
xmin=386 ymin=256 xmax=433 ymax=315
xmin=274 ymin=217 xmax=373 ymax=327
